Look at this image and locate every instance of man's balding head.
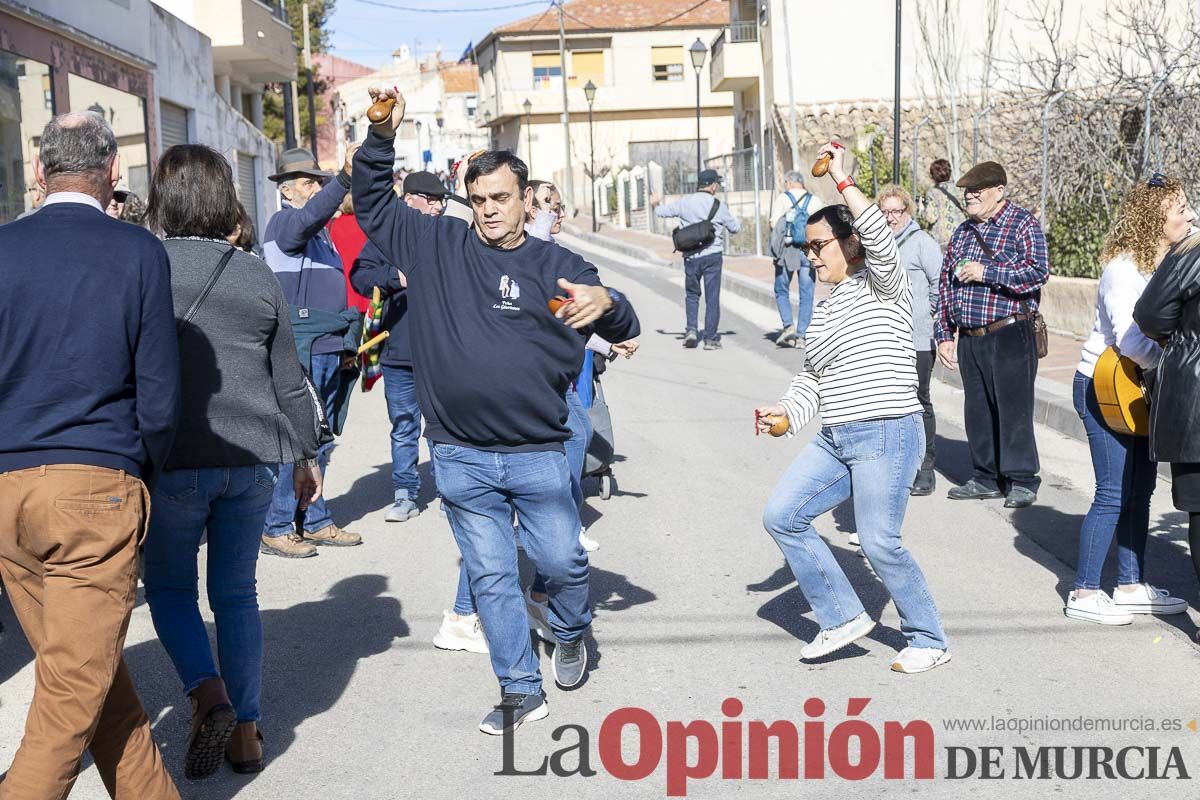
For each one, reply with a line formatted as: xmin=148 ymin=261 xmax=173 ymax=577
xmin=35 ymin=111 xmax=120 ymax=203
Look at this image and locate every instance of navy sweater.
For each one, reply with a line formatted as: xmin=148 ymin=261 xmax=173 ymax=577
xmin=0 ymin=201 xmax=180 ymax=485
xmin=348 ymin=238 xmax=413 ymax=368
xmin=353 ymin=130 xmax=640 ymax=452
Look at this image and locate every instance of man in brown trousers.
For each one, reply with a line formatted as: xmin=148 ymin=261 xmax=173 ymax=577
xmin=0 ymin=112 xmax=180 ymax=798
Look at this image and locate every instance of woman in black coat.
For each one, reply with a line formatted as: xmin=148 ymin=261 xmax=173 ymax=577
xmin=1134 ymin=233 xmax=1200 ymax=583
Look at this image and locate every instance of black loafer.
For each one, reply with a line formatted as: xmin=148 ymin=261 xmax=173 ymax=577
xmin=910 ymin=470 xmax=936 ymax=496
xmin=946 ymin=480 xmax=1004 ymax=500
xmin=1004 ymin=487 xmax=1037 ymax=508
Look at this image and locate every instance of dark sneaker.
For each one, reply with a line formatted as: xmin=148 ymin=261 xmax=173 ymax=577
xmin=552 ymin=638 xmax=588 ymax=688
xmin=1003 ymin=487 xmax=1037 ymax=508
xmin=946 ymin=479 xmax=1004 ymax=500
xmin=910 ymin=469 xmax=936 ymax=496
xmin=478 ymin=692 xmax=548 ymax=735
xmin=682 ymin=330 xmax=699 ymax=348
xmin=702 ymin=339 xmax=722 ymax=350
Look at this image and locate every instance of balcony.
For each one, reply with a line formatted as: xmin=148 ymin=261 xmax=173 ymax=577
xmin=710 ymin=22 xmax=760 ymax=93
xmin=193 ymin=0 xmax=297 ymax=84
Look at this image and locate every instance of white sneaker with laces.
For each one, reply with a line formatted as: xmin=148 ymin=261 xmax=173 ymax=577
xmin=1064 ymin=591 xmax=1134 ymax=625
xmin=524 ymin=588 xmax=553 ymax=643
xmin=799 ymin=612 xmax=875 ymax=660
xmin=891 ymin=646 xmax=952 ymax=674
xmin=579 ymin=528 xmax=599 ymax=552
xmin=1112 ymin=583 xmax=1188 ymax=615
xmin=432 ymin=610 xmax=489 ymax=654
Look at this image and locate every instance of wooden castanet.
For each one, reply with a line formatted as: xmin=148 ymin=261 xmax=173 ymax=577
xmin=755 ymin=411 xmax=790 ymax=437
xmin=811 ymin=152 xmax=833 ymax=178
xmin=1092 ymin=345 xmax=1149 ymax=436
xmin=547 ymin=296 xmax=570 ymax=314
xmin=367 ymin=96 xmax=396 ymax=123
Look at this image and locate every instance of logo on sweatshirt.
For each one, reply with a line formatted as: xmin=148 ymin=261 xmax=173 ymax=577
xmin=494 ymin=275 xmax=522 ymax=312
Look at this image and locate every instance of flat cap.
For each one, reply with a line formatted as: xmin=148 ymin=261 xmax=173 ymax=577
xmin=957 ymin=161 xmax=1007 ymax=190
xmin=402 ymin=170 xmax=448 ymax=197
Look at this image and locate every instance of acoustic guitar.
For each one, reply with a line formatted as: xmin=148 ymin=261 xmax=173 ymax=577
xmin=1092 ymin=346 xmax=1149 ymax=437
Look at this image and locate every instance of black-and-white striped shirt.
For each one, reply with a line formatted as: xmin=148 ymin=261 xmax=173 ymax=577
xmin=779 ymin=204 xmax=922 ymax=430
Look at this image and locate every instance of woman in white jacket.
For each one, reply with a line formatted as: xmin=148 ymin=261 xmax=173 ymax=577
xmin=756 ymin=143 xmax=948 ymax=674
xmin=1066 ymin=174 xmax=1195 ymax=625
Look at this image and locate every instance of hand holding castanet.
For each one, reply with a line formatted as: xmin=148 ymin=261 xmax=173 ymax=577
xmin=366 ymin=86 xmax=405 ymax=137
xmin=811 ymin=153 xmax=832 ymax=178
xmin=367 ymin=96 xmax=396 ymax=123
xmin=754 ymin=406 xmax=790 ymax=437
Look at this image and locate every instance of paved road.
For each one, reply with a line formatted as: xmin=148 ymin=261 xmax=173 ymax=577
xmin=3 ymin=236 xmax=1199 ymax=799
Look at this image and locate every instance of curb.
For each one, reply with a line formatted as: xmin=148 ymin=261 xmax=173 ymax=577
xmin=570 ymin=225 xmax=1107 ymax=453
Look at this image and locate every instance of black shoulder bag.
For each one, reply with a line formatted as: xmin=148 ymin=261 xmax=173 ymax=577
xmin=176 ymin=245 xmax=236 ymax=335
xmin=936 ymin=184 xmax=968 ymax=216
xmin=966 ymin=227 xmax=1049 ymax=358
xmin=671 ymin=198 xmax=720 ymax=254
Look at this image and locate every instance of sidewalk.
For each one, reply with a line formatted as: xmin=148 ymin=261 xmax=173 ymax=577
xmin=565 ymin=216 xmax=1089 ymax=445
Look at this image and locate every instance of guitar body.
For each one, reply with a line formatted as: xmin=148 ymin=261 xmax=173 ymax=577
xmin=1092 ymin=346 xmax=1149 ymax=437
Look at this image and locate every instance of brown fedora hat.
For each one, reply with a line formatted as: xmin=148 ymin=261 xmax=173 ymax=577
xmin=269 ymin=147 xmax=332 ymax=183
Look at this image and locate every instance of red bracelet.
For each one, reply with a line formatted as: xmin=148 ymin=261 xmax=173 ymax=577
xmin=836 ymin=175 xmax=856 ymax=193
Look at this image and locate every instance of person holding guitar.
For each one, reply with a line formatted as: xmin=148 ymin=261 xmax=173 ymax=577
xmin=1069 ymin=174 xmax=1194 ymax=625
xmin=1136 ymin=180 xmax=1200 ymax=598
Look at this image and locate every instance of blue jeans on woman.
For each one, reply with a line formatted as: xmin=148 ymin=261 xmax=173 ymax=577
xmin=452 ymin=387 xmax=592 ymax=614
xmin=774 ymin=262 xmax=815 ymax=336
xmin=143 ymin=465 xmax=277 ymax=723
xmin=762 ymin=413 xmax=947 ymax=650
xmin=435 ymin=445 xmax=589 ymax=694
xmin=1072 ymin=371 xmax=1157 ymax=589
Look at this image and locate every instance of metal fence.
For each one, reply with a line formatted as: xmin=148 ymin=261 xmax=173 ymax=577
xmin=703 ymin=146 xmax=764 ymax=256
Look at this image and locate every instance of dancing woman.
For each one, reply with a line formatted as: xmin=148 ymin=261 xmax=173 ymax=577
xmin=756 ymin=142 xmax=950 ymax=674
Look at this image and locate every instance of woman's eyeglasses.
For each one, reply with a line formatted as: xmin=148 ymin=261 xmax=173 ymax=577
xmin=800 ymin=237 xmax=841 ymax=257
xmin=1148 ymin=173 xmax=1167 ymax=188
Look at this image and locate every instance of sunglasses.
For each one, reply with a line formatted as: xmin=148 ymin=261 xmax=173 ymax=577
xmin=800 ymin=237 xmax=841 ymax=257
xmin=1148 ymin=172 xmax=1168 ymax=188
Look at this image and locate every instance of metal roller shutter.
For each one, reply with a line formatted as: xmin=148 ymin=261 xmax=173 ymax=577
xmin=159 ymin=101 xmax=189 ymax=149
xmin=236 ymin=152 xmax=259 ymax=235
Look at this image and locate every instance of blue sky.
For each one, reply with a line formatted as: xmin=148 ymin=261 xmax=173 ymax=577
xmin=327 ymin=0 xmax=551 ymax=69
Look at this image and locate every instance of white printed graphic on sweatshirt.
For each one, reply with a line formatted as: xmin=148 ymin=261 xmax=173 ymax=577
xmin=495 ymin=275 xmax=522 ymax=312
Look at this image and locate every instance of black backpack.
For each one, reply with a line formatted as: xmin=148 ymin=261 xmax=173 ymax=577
xmin=671 ymin=198 xmax=720 ymax=253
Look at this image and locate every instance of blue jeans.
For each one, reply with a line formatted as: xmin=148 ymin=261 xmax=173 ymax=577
xmin=1072 ymin=372 xmax=1157 ymax=589
xmin=453 ymin=388 xmax=592 ymax=613
xmin=264 ymin=352 xmax=339 ymax=536
xmin=774 ymin=262 xmax=815 ymax=336
xmin=143 ymin=465 xmax=276 ymax=723
xmin=684 ymin=252 xmax=722 ymax=343
xmin=762 ymin=413 xmax=947 ymax=649
xmin=382 ymin=365 xmax=421 ymax=503
xmin=434 ymin=445 xmax=589 ymax=694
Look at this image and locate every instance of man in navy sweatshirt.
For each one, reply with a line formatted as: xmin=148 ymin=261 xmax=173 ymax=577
xmin=261 ymin=146 xmax=363 ymax=557
xmin=354 ymin=87 xmax=640 ymax=735
xmin=0 ymin=112 xmax=180 ymax=797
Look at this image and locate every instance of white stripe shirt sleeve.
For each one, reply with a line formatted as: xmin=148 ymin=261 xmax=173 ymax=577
xmin=855 ymin=204 xmax=907 ymax=304
xmin=779 ymin=359 xmax=821 ymax=434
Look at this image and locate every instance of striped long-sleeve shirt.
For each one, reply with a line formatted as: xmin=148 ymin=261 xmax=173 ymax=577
xmin=778 ymin=204 xmax=923 ymax=431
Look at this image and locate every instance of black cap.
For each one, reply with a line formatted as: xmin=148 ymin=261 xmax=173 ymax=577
xmin=402 ymin=170 xmax=449 ymax=197
xmin=697 ymin=169 xmax=722 ymax=187
xmin=956 ymin=161 xmax=1008 ymax=190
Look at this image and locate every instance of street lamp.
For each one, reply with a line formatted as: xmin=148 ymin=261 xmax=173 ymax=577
xmin=522 ymin=98 xmax=533 ymax=172
xmin=415 ymin=119 xmax=424 ymax=169
xmin=584 ymin=80 xmax=597 ymax=233
xmin=435 ymin=106 xmax=444 ymax=172
xmin=689 ymin=38 xmax=707 ymax=181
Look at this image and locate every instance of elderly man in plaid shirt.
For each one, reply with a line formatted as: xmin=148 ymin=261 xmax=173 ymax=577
xmin=935 ymin=161 xmax=1050 ymax=509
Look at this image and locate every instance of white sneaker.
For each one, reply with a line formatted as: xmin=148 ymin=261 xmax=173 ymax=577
xmin=1112 ymin=583 xmax=1188 ymax=615
xmin=524 ymin=588 xmax=553 ymax=643
xmin=800 ymin=612 xmax=875 ymax=660
xmin=579 ymin=528 xmax=599 ymax=552
xmin=432 ymin=610 xmax=489 ymax=653
xmin=890 ymin=646 xmax=952 ymax=674
xmin=1064 ymin=591 xmax=1135 ymax=625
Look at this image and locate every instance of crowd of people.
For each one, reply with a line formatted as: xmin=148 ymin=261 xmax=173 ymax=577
xmin=2 ymin=83 xmax=1200 ymax=798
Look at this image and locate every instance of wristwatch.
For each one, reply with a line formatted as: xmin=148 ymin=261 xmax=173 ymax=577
xmin=296 ymin=457 xmax=319 ymax=468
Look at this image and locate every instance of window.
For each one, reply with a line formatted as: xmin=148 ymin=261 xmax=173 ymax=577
xmin=159 ymin=100 xmax=190 ymax=149
xmin=569 ymin=50 xmax=604 ymax=87
xmin=532 ymin=53 xmax=562 ymax=90
xmin=69 ymin=73 xmax=149 ymax=199
xmin=0 ymin=52 xmax=54 ymax=223
xmin=466 ymin=95 xmax=477 ymax=118
xmin=651 ymin=46 xmax=684 ymax=82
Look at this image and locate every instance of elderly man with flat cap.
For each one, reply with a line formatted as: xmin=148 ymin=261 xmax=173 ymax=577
xmin=349 ymin=170 xmax=447 ymax=523
xmin=261 ymin=146 xmax=364 ymax=557
xmin=934 ymin=161 xmax=1050 ymax=509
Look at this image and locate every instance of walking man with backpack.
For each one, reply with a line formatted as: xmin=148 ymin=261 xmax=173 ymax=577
xmin=769 ymin=171 xmax=824 ymax=346
xmin=651 ymin=169 xmax=741 ymax=350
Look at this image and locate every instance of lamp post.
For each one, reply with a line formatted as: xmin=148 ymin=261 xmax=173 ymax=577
xmin=522 ymin=97 xmax=533 ymax=172
xmin=689 ymin=38 xmax=707 ymax=180
xmin=584 ymin=79 xmax=597 ymax=232
xmin=435 ymin=106 xmax=444 ymax=171
xmin=415 ymin=119 xmax=423 ymax=169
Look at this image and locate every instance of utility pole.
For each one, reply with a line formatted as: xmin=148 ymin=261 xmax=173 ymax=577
xmin=303 ymin=3 xmax=319 ymax=159
xmin=779 ymin=0 xmax=799 ymax=170
xmin=892 ymin=0 xmax=901 ymax=182
xmin=556 ymin=1 xmax=576 ymax=214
